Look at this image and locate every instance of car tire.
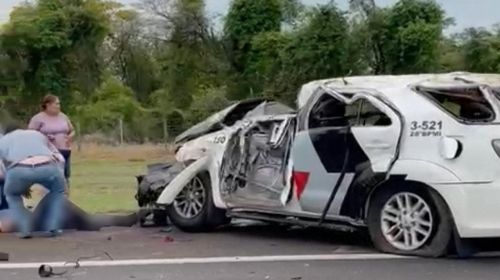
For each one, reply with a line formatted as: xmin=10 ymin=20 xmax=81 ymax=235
xmin=167 ymin=172 xmax=228 ymax=232
xmin=367 ymin=183 xmax=453 ymax=257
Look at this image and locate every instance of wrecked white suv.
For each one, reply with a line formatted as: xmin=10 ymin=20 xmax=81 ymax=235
xmin=138 ymin=73 xmax=500 ymax=257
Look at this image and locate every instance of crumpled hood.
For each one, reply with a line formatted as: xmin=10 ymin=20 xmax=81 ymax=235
xmin=174 ymin=98 xmax=294 ymax=145
xmin=174 ymin=104 xmax=237 ymax=145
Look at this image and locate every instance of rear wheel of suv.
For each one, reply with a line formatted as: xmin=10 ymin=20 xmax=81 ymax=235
xmin=367 ymin=183 xmax=453 ymax=257
xmin=167 ymin=172 xmax=229 ymax=232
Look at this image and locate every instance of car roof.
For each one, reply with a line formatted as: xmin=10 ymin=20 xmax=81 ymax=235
xmin=297 ymin=72 xmax=500 ymax=108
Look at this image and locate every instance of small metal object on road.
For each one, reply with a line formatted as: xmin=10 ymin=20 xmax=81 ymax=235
xmin=159 ymin=226 xmax=173 ymax=233
xmin=38 ymin=265 xmax=67 ymax=278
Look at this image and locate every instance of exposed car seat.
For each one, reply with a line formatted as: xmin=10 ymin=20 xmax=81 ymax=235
xmin=459 ymin=102 xmax=494 ymax=121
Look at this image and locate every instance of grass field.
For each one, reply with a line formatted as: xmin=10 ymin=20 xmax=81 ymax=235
xmin=30 ymin=144 xmax=174 ymax=214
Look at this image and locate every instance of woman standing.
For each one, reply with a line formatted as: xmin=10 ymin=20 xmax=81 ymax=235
xmin=28 ymin=95 xmax=75 ymax=186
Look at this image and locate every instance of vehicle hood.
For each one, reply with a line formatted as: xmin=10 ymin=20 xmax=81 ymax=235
xmin=174 ymin=99 xmax=294 ymax=144
xmin=174 ymin=104 xmax=236 ymax=145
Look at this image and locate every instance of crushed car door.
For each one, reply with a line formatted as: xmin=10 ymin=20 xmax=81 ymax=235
xmin=290 ymin=89 xmax=402 ymax=219
xmin=222 ymin=116 xmax=296 ymax=208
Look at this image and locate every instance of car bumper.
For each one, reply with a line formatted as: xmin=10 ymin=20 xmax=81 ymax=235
xmin=136 ymin=162 xmax=184 ymax=207
xmin=434 ymin=182 xmax=500 ymax=238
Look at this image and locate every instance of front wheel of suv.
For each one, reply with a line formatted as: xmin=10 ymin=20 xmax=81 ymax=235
xmin=167 ymin=172 xmax=229 ymax=232
xmin=367 ymin=183 xmax=453 ymax=257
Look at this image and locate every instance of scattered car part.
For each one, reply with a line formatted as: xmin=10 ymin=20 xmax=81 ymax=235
xmin=0 ymin=252 xmax=8 ymax=261
xmin=38 ymin=264 xmax=67 ymax=278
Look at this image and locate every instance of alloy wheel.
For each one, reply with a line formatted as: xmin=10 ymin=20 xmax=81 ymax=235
xmin=173 ymin=177 xmax=206 ymax=219
xmin=380 ymin=192 xmax=433 ymax=251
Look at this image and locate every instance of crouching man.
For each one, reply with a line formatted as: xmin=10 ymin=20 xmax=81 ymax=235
xmin=0 ymin=122 xmax=66 ymax=238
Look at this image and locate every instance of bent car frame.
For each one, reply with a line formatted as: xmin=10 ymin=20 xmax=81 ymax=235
xmin=137 ymin=72 xmax=500 ymax=257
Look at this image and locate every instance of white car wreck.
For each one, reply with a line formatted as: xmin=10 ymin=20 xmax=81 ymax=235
xmin=137 ymin=72 xmax=500 ymax=257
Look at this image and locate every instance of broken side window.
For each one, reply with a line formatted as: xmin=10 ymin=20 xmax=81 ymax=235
xmin=355 ymin=99 xmax=392 ymax=127
xmin=308 ymin=94 xmax=391 ymax=129
xmin=416 ymin=86 xmax=495 ymax=123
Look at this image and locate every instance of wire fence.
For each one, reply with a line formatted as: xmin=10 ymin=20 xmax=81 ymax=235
xmin=74 ymin=116 xmax=187 ymax=148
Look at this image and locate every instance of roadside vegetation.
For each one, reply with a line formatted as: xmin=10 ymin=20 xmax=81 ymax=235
xmin=70 ymin=144 xmax=173 ymax=213
xmin=28 ymin=144 xmax=173 ymax=213
xmin=3 ymin=0 xmax=500 ymax=213
xmin=0 ymin=0 xmax=499 ymax=142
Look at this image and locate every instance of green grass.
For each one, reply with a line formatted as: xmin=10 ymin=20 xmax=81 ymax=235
xmin=69 ymin=160 xmax=147 ymax=214
xmin=27 ymin=144 xmax=173 ymax=214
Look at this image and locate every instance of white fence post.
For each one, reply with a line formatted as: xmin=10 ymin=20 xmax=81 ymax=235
xmin=119 ymin=118 xmax=124 ymax=145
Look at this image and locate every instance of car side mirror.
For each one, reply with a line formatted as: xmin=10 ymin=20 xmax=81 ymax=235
xmin=439 ymin=137 xmax=461 ymax=159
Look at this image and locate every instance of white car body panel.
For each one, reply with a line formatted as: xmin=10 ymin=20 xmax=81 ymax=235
xmin=157 ymin=72 xmax=500 ymax=240
xmin=432 ymin=182 xmax=500 ymax=237
xmin=156 ymin=156 xmax=211 ymax=205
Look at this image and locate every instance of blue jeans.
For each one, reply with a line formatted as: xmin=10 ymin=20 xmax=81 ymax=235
xmin=0 ymin=180 xmax=7 ymax=210
xmin=58 ymin=149 xmax=71 ymax=181
xmin=4 ymin=163 xmax=66 ymax=235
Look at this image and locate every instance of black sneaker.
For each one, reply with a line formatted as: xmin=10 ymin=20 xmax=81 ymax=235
xmin=18 ymin=232 xmax=32 ymax=239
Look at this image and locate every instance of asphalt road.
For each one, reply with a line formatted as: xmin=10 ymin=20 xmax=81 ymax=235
xmin=1 ymin=222 xmax=500 ymax=280
xmin=3 ymin=259 xmax=500 ymax=280
xmin=0 ymin=221 xmax=374 ymax=262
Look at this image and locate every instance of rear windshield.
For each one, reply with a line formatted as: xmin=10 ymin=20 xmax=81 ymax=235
xmin=416 ymin=86 xmax=495 ymax=123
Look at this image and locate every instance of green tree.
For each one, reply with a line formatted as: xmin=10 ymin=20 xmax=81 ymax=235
xmin=438 ymin=37 xmax=464 ymax=72
xmin=107 ymin=9 xmax=161 ymax=103
xmin=460 ymin=28 xmax=500 ymax=73
xmin=349 ymin=0 xmax=448 ymax=74
xmin=267 ymin=3 xmax=351 ymax=103
xmin=0 ymin=0 xmax=117 ymax=115
xmin=224 ymin=0 xmax=282 ymax=99
xmin=76 ymin=75 xmax=145 ymax=139
xmin=148 ymin=0 xmax=210 ymax=109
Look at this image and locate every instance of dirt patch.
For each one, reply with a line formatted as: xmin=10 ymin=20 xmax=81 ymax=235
xmin=73 ymin=143 xmax=175 ymax=162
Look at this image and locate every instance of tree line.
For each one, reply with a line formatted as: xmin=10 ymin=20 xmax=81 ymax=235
xmin=0 ymin=0 xmax=498 ymax=142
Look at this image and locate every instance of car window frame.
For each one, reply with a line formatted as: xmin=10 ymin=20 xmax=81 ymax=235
xmin=413 ymin=85 xmax=499 ymax=125
xmin=305 ymin=91 xmax=393 ymax=130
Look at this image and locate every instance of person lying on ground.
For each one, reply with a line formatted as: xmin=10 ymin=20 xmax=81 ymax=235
xmin=0 ymin=193 xmax=137 ymax=233
xmin=0 ymin=121 xmax=67 ymax=238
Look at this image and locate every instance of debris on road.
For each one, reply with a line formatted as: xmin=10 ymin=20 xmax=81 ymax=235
xmin=159 ymin=226 xmax=173 ymax=233
xmin=163 ymin=236 xmax=175 ymax=243
xmin=38 ymin=264 xmax=67 ymax=278
xmin=0 ymin=252 xmax=8 ymax=261
xmin=38 ymin=251 xmax=113 ymax=278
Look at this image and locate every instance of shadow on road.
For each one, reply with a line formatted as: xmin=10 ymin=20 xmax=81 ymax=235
xmin=215 ymin=221 xmax=373 ymax=249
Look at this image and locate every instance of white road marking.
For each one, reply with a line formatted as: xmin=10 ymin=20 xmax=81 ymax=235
xmin=0 ymin=254 xmax=413 ymax=269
